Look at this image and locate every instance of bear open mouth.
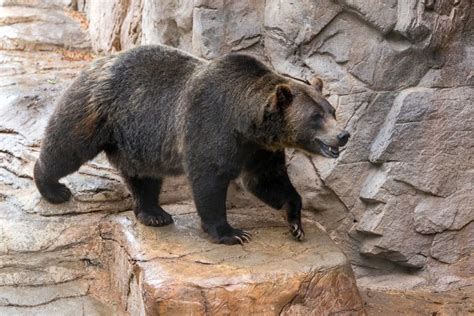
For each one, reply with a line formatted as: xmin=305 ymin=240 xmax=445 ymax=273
xmin=319 ymin=141 xmax=340 ymax=158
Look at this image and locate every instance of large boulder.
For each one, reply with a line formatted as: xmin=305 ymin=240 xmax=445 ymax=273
xmin=101 ymin=205 xmax=365 ymax=315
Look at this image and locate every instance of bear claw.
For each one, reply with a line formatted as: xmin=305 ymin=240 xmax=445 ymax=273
xmin=290 ymin=223 xmax=305 ymax=241
xmin=221 ymin=230 xmax=251 ymax=245
xmin=241 ymin=231 xmax=252 ymax=243
xmin=234 ymin=236 xmax=244 ymax=244
xmin=207 ymin=227 xmax=252 ymax=245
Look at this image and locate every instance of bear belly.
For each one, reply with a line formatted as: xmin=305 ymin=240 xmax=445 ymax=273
xmin=104 ymin=144 xmax=185 ymax=178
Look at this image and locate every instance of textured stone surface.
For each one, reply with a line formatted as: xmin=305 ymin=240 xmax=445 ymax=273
xmin=101 ymin=205 xmax=364 ymax=315
xmin=192 ymin=0 xmax=264 ymax=59
xmin=0 ymin=0 xmax=73 ymax=9
xmin=142 ymin=0 xmax=192 ymax=52
xmin=2 ymin=0 xmax=474 ymax=313
xmin=358 ymin=274 xmax=474 ymax=315
xmin=119 ymin=0 xmax=142 ymax=50
xmin=0 ymin=49 xmax=116 ymax=314
xmin=86 ymin=0 xmax=129 ymax=52
xmin=0 ymin=6 xmax=90 ymax=51
xmin=0 ymin=8 xmax=364 ymax=314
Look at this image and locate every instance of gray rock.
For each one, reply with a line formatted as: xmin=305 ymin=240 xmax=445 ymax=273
xmin=120 ymin=0 xmax=143 ymax=50
xmin=0 ymin=6 xmax=90 ymax=50
xmin=0 ymin=0 xmax=73 ymax=9
xmin=87 ymin=0 xmax=128 ymax=52
xmin=370 ymin=87 xmax=474 ymax=197
xmin=414 ymin=190 xmax=474 ymax=234
xmin=431 ymin=222 xmax=474 ymax=264
xmin=193 ymin=0 xmax=265 ymax=59
xmin=335 ymin=0 xmax=398 ymax=34
xmin=287 ymin=152 xmax=348 ymax=231
xmin=356 ymin=181 xmax=434 ymax=268
xmin=142 ymin=0 xmax=193 ymax=52
xmin=264 ymin=0 xmax=341 ymax=78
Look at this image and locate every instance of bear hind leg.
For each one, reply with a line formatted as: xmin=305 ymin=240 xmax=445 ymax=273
xmin=123 ymin=175 xmax=173 ymax=227
xmin=34 ymin=161 xmax=72 ymax=204
xmin=34 ymin=130 xmax=106 ymax=204
xmin=34 ymin=145 xmax=96 ymax=204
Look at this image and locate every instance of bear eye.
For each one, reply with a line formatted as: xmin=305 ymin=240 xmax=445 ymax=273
xmin=311 ymin=113 xmax=323 ymax=121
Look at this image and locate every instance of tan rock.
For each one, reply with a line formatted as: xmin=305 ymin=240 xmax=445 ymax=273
xmin=358 ymin=274 xmax=474 ymax=315
xmin=101 ymin=204 xmax=365 ymax=315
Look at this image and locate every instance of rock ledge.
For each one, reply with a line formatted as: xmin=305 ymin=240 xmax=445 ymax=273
xmin=100 ymin=204 xmax=365 ymax=315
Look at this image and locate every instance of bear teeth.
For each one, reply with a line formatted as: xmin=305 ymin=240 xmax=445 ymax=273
xmin=329 ymin=147 xmax=340 ymax=156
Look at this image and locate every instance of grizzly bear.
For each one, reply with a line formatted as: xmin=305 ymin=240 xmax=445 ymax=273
xmin=34 ymin=45 xmax=350 ymax=245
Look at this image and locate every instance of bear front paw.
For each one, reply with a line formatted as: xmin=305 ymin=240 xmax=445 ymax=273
xmin=135 ymin=208 xmax=174 ymax=227
xmin=290 ymin=222 xmax=305 ymax=241
xmin=203 ymin=222 xmax=252 ymax=245
xmin=217 ymin=229 xmax=252 ymax=245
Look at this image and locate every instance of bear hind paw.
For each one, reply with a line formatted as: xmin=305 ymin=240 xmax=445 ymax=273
xmin=39 ymin=182 xmax=72 ymax=204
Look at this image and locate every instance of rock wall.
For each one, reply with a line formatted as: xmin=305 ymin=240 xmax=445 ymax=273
xmin=83 ymin=0 xmax=472 ymax=301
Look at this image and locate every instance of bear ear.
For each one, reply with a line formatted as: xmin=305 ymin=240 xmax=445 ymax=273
xmin=310 ymin=77 xmax=323 ymax=92
xmin=268 ymin=84 xmax=293 ymax=112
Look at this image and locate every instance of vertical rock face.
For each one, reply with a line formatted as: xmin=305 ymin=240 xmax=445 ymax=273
xmin=192 ymin=0 xmax=264 ymax=59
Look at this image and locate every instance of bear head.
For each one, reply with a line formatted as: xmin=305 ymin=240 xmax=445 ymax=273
xmin=265 ymin=77 xmax=350 ymax=158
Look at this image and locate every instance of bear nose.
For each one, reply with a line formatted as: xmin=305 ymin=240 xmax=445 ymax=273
xmin=337 ymin=130 xmax=350 ymax=146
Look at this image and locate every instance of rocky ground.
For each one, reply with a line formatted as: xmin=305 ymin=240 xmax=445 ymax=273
xmin=0 ymin=4 xmax=366 ymax=315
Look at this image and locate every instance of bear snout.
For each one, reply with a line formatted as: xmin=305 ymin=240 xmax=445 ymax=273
xmin=337 ymin=130 xmax=350 ymax=146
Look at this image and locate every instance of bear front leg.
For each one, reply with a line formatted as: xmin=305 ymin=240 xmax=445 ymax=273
xmin=242 ymin=150 xmax=304 ymax=241
xmin=283 ymin=197 xmax=304 ymax=241
xmin=191 ymin=174 xmax=252 ymax=245
xmin=123 ymin=175 xmax=173 ymax=227
xmin=245 ymin=175 xmax=304 ymax=241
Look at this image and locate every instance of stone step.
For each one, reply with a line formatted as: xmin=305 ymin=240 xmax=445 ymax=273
xmin=0 ymin=6 xmax=90 ymax=51
xmin=100 ymin=204 xmax=365 ymax=315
